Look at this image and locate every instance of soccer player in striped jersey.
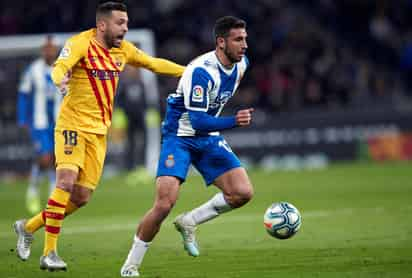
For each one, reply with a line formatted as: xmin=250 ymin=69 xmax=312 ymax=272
xmin=121 ymin=16 xmax=254 ymax=277
xmin=17 ymin=36 xmax=61 ymax=215
xmin=13 ymin=1 xmax=185 ymax=271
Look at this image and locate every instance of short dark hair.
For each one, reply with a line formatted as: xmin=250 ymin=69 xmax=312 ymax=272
xmin=214 ymin=16 xmax=246 ymax=40
xmin=96 ymin=1 xmax=127 ymax=21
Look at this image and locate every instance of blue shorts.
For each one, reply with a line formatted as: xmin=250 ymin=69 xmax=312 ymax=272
xmin=157 ymin=135 xmax=241 ymax=185
xmin=30 ymin=128 xmax=54 ymax=155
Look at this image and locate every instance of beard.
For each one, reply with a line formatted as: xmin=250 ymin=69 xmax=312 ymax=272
xmin=223 ymin=46 xmax=241 ymax=64
xmin=103 ymin=32 xmax=115 ymax=49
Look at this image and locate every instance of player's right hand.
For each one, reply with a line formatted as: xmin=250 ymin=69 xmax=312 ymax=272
xmin=235 ymin=108 xmax=254 ymax=126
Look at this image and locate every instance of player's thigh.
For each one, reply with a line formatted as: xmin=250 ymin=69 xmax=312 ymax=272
xmin=55 ymin=128 xmax=85 ymax=173
xmin=213 ymin=167 xmax=253 ymax=198
xmin=193 ymin=136 xmax=242 ymax=186
xmin=156 ymin=136 xmax=192 ymax=184
xmin=77 ymin=133 xmax=107 ymax=190
xmin=154 ymin=176 xmax=181 ymax=207
xmin=56 ymin=168 xmax=79 ymax=192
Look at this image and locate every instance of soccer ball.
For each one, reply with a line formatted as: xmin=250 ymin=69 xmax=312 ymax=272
xmin=263 ymin=202 xmax=302 ymax=239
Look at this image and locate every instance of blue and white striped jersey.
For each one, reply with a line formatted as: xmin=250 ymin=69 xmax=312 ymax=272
xmin=162 ymin=51 xmax=249 ymax=137
xmin=17 ymin=58 xmax=62 ymax=130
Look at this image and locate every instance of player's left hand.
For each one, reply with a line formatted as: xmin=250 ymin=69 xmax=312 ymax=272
xmin=58 ymin=70 xmax=72 ymax=95
xmin=235 ymin=108 xmax=254 ymax=126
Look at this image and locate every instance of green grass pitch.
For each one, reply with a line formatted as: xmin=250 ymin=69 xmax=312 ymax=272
xmin=0 ymin=162 xmax=411 ymax=277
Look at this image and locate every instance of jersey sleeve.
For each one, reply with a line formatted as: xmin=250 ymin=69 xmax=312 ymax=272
xmin=124 ymin=41 xmax=185 ymax=77
xmin=188 ymin=111 xmax=236 ymax=132
xmin=51 ymin=36 xmax=87 ymax=86
xmin=183 ymin=67 xmax=213 ymax=112
xmin=18 ymin=67 xmax=32 ymax=94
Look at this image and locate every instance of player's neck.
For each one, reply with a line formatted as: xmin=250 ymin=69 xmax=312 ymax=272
xmin=215 ymin=50 xmax=234 ymax=70
xmin=95 ymin=32 xmax=110 ymax=49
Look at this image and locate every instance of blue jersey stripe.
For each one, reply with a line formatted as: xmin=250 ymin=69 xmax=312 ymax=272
xmin=162 ymin=96 xmax=185 ymax=135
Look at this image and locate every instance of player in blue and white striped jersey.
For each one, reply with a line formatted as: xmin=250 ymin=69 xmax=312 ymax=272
xmin=121 ymin=16 xmax=254 ymax=277
xmin=17 ymin=36 xmax=61 ymax=214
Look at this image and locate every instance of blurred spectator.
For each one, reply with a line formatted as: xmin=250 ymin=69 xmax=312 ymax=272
xmin=0 ymin=0 xmax=411 ymax=125
xmin=116 ymin=66 xmax=147 ymax=170
xmin=16 ymin=36 xmax=61 ymax=214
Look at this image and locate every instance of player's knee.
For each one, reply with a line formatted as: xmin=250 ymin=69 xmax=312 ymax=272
xmin=154 ymin=199 xmax=175 ymax=218
xmin=56 ymin=169 xmax=78 ymax=192
xmin=70 ymin=185 xmax=93 ymax=207
xmin=56 ymin=175 xmax=75 ymax=192
xmin=232 ymin=184 xmax=254 ymax=207
xmin=70 ymin=194 xmax=90 ymax=207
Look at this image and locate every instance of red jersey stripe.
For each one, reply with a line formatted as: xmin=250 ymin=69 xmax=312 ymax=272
xmin=89 ymin=44 xmax=113 ymax=120
xmin=80 ymin=59 xmax=106 ymax=125
xmin=91 ymin=41 xmax=119 ymax=97
xmin=93 ymin=41 xmax=120 ymax=72
xmin=91 ymin=43 xmax=118 ymax=100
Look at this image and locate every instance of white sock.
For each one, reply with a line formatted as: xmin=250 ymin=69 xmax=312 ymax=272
xmin=185 ymin=192 xmax=233 ymax=225
xmin=123 ymin=235 xmax=151 ymax=268
xmin=47 ymin=169 xmax=56 ymax=196
xmin=27 ymin=163 xmax=40 ymax=195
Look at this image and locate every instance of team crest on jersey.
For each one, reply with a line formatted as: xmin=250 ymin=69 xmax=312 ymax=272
xmin=59 ymin=46 xmax=71 ymax=59
xmin=192 ymin=85 xmax=204 ymax=102
xmin=115 ymin=57 xmax=123 ymax=67
xmin=165 ymin=154 xmax=175 ymax=168
xmin=64 ymin=145 xmax=73 ymax=155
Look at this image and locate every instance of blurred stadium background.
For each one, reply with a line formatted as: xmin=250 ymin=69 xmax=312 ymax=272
xmin=0 ymin=1 xmax=411 ymax=277
xmin=1 ymin=0 xmax=412 ymax=174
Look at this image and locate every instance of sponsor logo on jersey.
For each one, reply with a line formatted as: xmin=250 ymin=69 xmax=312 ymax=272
xmin=216 ymin=90 xmax=232 ymax=104
xmin=209 ymin=90 xmax=233 ymax=109
xmin=191 ymin=85 xmax=204 ymax=102
xmin=165 ymin=154 xmax=175 ymax=168
xmin=91 ymin=69 xmax=120 ymax=80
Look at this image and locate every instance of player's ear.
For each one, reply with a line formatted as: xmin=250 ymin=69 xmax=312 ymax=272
xmin=216 ymin=37 xmax=225 ymax=50
xmin=96 ymin=18 xmax=106 ymax=31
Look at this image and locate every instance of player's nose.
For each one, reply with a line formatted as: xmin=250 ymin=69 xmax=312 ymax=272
xmin=242 ymin=40 xmax=248 ymax=49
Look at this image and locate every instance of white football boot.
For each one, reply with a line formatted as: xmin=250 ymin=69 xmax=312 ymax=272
xmin=120 ymin=264 xmax=140 ymax=277
xmin=14 ymin=219 xmax=34 ymax=261
xmin=40 ymin=251 xmax=67 ymax=271
xmin=174 ymin=213 xmax=200 ymax=257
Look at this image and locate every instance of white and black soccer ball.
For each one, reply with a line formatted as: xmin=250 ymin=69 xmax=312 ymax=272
xmin=263 ymin=202 xmax=302 ymax=239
